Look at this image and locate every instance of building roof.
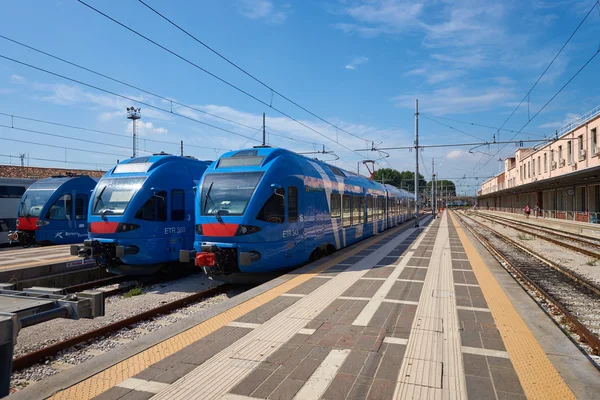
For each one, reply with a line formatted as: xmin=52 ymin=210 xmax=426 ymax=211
xmin=0 ymin=165 xmax=105 ymax=179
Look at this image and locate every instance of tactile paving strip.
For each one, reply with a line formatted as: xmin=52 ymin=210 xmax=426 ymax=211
xmin=449 ymin=212 xmax=575 ymax=400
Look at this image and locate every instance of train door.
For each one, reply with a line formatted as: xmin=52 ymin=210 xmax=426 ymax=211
xmin=169 ymin=189 xmax=186 ymax=260
xmin=285 ymin=185 xmax=304 ymax=263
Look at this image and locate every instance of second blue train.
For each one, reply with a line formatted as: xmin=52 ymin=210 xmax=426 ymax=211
xmin=180 ymin=147 xmax=414 ymax=283
xmin=72 ymin=153 xmax=210 ymax=275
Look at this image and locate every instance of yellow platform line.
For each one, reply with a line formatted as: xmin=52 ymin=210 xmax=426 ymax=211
xmin=50 ymin=224 xmax=411 ymax=400
xmin=449 ymin=211 xmax=575 ymax=400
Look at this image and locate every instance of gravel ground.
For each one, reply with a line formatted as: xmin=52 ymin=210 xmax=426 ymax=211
xmin=10 ymin=273 xmax=243 ymax=394
xmin=467 ymin=212 xmax=600 ymax=286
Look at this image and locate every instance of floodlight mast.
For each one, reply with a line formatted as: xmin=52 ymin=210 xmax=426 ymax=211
xmin=126 ymin=107 xmax=141 ymax=158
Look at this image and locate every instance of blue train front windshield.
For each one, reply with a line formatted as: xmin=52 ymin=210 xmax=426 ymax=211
xmin=201 ymin=172 xmax=263 ymax=216
xmin=92 ymin=177 xmax=146 ymax=216
xmin=18 ymin=189 xmax=53 ymax=217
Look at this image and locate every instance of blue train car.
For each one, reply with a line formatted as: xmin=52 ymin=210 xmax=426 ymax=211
xmin=180 ymin=148 xmax=414 ymax=282
xmin=72 ymin=154 xmax=210 ymax=275
xmin=9 ymin=175 xmax=97 ymax=246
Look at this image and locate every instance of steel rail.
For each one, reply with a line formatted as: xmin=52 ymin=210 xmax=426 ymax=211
xmin=12 ymin=284 xmax=230 ymax=371
xmin=454 ymin=210 xmax=600 ymax=356
xmin=474 ymin=212 xmax=600 ymax=259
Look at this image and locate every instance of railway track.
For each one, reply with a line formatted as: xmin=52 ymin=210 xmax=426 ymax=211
xmin=473 ymin=211 xmax=600 ymax=259
xmin=12 ymin=284 xmax=231 ymax=372
xmin=454 ymin=210 xmax=600 ymax=358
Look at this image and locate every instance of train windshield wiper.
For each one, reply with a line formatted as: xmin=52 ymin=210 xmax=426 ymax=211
xmin=203 ymin=181 xmax=222 ymax=223
xmin=19 ymin=194 xmax=28 ymax=217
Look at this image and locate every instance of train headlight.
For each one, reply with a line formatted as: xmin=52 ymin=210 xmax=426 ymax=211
xmin=36 ymin=220 xmax=49 ymax=227
xmin=116 ymin=223 xmax=141 ymax=232
xmin=235 ymin=225 xmax=261 ymax=236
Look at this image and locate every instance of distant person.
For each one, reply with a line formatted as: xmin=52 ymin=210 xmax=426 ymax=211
xmin=524 ymin=204 xmax=531 ymax=219
xmin=534 ymin=204 xmax=540 ymax=218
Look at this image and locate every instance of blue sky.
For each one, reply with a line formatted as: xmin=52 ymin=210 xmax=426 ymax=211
xmin=1 ymin=0 xmax=599 ymax=194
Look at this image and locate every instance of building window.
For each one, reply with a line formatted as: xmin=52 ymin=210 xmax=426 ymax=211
xmin=537 ymin=157 xmax=541 ymax=175
xmin=592 ymin=128 xmax=598 ymax=155
xmin=567 ymin=140 xmax=572 ymax=164
xmin=288 ymin=186 xmax=298 ymax=222
xmin=558 ymin=146 xmax=562 ymax=165
xmin=330 ymin=193 xmax=341 ymax=218
xmin=532 ymin=160 xmax=535 ymax=176
xmin=578 ymin=135 xmax=584 ymax=160
xmin=528 ymin=161 xmax=530 ymax=178
xmin=544 ymin=153 xmax=547 ymax=172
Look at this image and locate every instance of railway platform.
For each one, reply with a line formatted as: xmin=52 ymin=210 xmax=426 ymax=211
xmin=475 ymin=209 xmax=600 ymax=238
xmin=0 ymin=245 xmax=99 ymax=286
xmin=11 ymin=212 xmax=600 ymax=400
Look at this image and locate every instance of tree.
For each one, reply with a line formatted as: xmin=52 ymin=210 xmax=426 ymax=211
xmin=372 ymin=168 xmax=426 ymax=193
xmin=426 ymin=180 xmax=457 ymax=197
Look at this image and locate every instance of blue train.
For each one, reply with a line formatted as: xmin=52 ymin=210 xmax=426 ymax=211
xmin=72 ymin=154 xmax=210 ymax=275
xmin=179 ymin=147 xmax=414 ymax=283
xmin=9 ymin=175 xmax=98 ymax=246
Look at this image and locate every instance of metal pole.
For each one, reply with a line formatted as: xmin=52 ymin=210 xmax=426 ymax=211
xmin=262 ymin=113 xmax=266 ymax=146
xmin=132 ymin=118 xmax=137 ymax=158
xmin=180 ymin=140 xmax=184 ymax=156
xmin=432 ymin=158 xmax=436 ymax=218
xmin=414 ymin=99 xmax=420 ymax=227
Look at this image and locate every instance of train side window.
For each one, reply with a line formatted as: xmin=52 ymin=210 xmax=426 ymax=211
xmin=288 ymin=186 xmax=298 ymax=222
xmin=47 ymin=194 xmax=72 ymax=220
xmin=330 ymin=193 xmax=341 ymax=218
xmin=367 ymin=196 xmax=373 ymax=222
xmin=257 ymin=193 xmax=285 ymax=223
xmin=342 ymin=194 xmax=351 ymax=227
xmin=136 ymin=191 xmax=167 ymax=222
xmin=352 ymin=196 xmax=360 ymax=226
xmin=76 ymin=194 xmax=88 ymax=220
xmin=359 ymin=196 xmax=365 ymax=224
xmin=171 ymin=189 xmax=185 ymax=221
xmin=0 ymin=186 xmax=26 ymax=198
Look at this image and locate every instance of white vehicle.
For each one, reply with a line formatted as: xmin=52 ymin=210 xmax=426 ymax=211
xmin=0 ymin=178 xmax=36 ymax=245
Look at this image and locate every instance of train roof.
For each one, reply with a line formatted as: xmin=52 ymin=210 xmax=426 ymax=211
xmin=26 ymin=175 xmax=96 ymax=191
xmin=106 ymin=154 xmax=211 ymax=176
xmin=211 ymin=147 xmax=414 ymax=198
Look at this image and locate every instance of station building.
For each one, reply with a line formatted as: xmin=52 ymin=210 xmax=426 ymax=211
xmin=478 ymin=104 xmax=600 ymax=223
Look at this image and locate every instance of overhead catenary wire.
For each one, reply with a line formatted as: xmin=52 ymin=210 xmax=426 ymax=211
xmin=478 ymin=45 xmax=600 ymax=171
xmin=137 ymin=0 xmax=375 ymax=143
xmin=76 ymin=0 xmax=371 ymax=161
xmin=0 ymin=123 xmax=157 ymax=155
xmin=0 ymin=135 xmax=129 ymax=157
xmin=0 ymin=34 xmax=331 ymax=153
xmin=0 ymin=153 xmax=113 ymax=168
xmin=420 ymin=114 xmax=543 ymax=138
xmin=0 ymin=53 xmax=264 ymax=143
xmin=0 ymin=34 xmax=264 ymax=136
xmin=0 ymin=111 xmax=230 ymax=152
xmin=474 ymin=0 xmax=600 ymax=172
xmin=421 ymin=115 xmax=487 ymax=142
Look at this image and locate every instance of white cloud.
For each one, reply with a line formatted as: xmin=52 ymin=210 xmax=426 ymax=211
xmin=238 ymin=0 xmax=290 ymax=24
xmin=447 ymin=150 xmax=463 ymax=159
xmin=345 ymin=56 xmax=369 ymax=70
xmin=127 ymin=121 xmax=169 ymax=136
xmin=10 ymin=74 xmax=25 ymax=83
xmin=394 ymin=85 xmax=514 ymax=115
xmin=405 ymin=67 xmax=465 ymax=84
xmin=538 ymin=113 xmax=580 ymax=129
